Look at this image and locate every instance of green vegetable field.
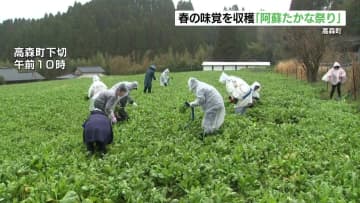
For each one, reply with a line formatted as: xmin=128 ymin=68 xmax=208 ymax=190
xmin=1 ymin=70 xmax=360 ymax=202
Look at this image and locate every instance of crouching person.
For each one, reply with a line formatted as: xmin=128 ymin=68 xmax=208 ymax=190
xmin=84 ymin=84 xmax=128 ymax=157
xmin=87 ymin=75 xmax=107 ymax=100
xmin=249 ymin=81 xmax=261 ymax=107
xmin=83 ymin=110 xmax=113 ymax=157
xmin=91 ymin=84 xmax=129 ymax=123
xmin=187 ymin=77 xmax=225 ymax=137
xmin=111 ymin=81 xmax=138 ymax=122
xmin=219 ymin=72 xmax=253 ymax=115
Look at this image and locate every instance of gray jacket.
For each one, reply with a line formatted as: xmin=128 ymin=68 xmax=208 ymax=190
xmin=111 ymin=81 xmax=138 ymax=107
xmin=94 ymin=90 xmax=120 ymax=116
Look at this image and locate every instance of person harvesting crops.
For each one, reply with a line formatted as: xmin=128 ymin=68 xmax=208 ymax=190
xmin=250 ymin=81 xmax=261 ymax=107
xmin=90 ymin=84 xmax=129 ymax=124
xmin=110 ymin=81 xmax=138 ymax=122
xmin=251 ymin=81 xmax=261 ymax=101
xmin=322 ymin=62 xmax=347 ymax=99
xmin=82 ymin=110 xmax=113 ymax=157
xmin=83 ymin=84 xmax=128 ymax=157
xmin=144 ymin=65 xmax=156 ymax=93
xmin=186 ymin=77 xmax=225 ymax=136
xmin=219 ymin=72 xmax=254 ymax=114
xmin=87 ymin=75 xmax=107 ymax=99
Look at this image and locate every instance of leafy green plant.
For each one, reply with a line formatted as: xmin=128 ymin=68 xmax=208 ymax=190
xmin=0 ymin=70 xmax=359 ymax=202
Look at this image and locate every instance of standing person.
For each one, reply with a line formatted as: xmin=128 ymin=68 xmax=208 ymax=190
xmin=219 ymin=72 xmax=253 ymax=114
xmin=83 ymin=110 xmax=113 ymax=157
xmin=186 ymin=77 xmax=225 ymax=136
xmin=322 ymin=62 xmax=347 ymax=99
xmin=91 ymin=84 xmax=129 ymax=124
xmin=111 ymin=81 xmax=138 ymax=122
xmin=144 ymin=65 xmax=156 ymax=93
xmin=160 ymin=68 xmax=170 ymax=86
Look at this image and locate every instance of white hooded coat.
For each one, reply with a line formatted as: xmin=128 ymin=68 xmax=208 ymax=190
xmin=160 ymin=69 xmax=170 ymax=86
xmin=219 ymin=72 xmax=253 ymax=108
xmin=188 ymin=77 xmax=225 ymax=134
xmin=322 ymin=62 xmax=347 ymax=85
xmin=88 ymin=75 xmax=107 ymax=99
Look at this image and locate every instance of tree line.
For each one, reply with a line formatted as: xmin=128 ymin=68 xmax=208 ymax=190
xmin=0 ymin=0 xmax=358 ymax=80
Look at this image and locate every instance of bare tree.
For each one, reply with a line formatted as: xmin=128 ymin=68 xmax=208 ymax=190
xmin=284 ymin=28 xmax=326 ymax=82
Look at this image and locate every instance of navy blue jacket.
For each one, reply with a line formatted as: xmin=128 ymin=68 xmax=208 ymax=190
xmin=144 ymin=66 xmax=156 ymax=87
xmin=83 ymin=111 xmax=113 ymax=144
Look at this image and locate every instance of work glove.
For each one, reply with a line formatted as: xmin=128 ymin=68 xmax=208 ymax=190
xmin=111 ymin=116 xmax=117 ymax=124
xmin=110 ymin=113 xmax=117 ymax=124
xmin=229 ymin=96 xmax=238 ymax=104
xmin=184 ymin=101 xmax=191 ymax=107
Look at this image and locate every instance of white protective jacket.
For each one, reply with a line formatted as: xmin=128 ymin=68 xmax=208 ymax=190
xmin=160 ymin=69 xmax=170 ymax=86
xmin=322 ymin=62 xmax=347 ymax=85
xmin=219 ymin=72 xmax=253 ymax=108
xmin=188 ymin=77 xmax=225 ymax=134
xmin=88 ymin=75 xmax=107 ymax=99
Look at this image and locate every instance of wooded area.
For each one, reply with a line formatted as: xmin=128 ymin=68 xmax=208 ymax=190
xmin=0 ymin=0 xmax=358 ymax=79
